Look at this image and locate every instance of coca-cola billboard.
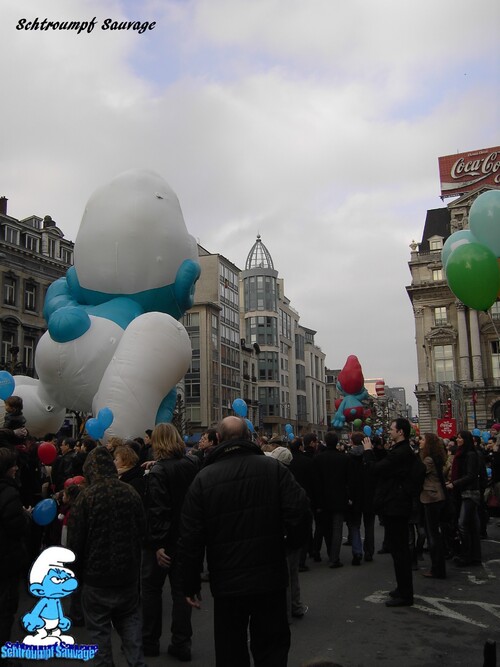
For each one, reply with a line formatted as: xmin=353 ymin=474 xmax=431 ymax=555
xmin=438 ymin=146 xmax=500 ymax=198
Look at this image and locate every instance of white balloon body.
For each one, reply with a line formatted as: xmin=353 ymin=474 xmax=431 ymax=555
xmin=75 ymin=169 xmax=198 ymax=294
xmin=35 ymin=318 xmax=124 ymax=413
xmin=93 ymin=312 xmax=192 ymax=440
xmin=19 ymin=169 xmax=198 ymax=438
xmin=12 ymin=377 xmax=66 ymax=438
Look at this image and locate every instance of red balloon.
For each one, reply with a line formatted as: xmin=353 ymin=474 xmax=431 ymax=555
xmin=72 ymin=475 xmax=85 ymax=485
xmin=63 ymin=477 xmax=75 ymax=488
xmin=37 ymin=442 xmax=57 ymax=465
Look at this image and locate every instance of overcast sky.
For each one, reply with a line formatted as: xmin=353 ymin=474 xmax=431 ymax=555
xmin=2 ymin=0 xmax=499 ymax=411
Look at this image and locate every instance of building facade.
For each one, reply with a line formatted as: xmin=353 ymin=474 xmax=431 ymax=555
xmin=407 ymin=185 xmax=500 ymax=433
xmin=241 ymin=235 xmax=327 ymax=438
xmin=179 ymin=246 xmax=248 ymax=430
xmin=0 ymin=197 xmax=74 ymax=376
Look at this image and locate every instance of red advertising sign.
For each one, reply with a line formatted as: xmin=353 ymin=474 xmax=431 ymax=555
xmin=436 ymin=418 xmax=457 ymax=439
xmin=438 ymin=146 xmax=500 ymax=198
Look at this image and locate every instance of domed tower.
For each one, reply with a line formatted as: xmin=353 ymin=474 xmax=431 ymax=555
xmin=242 ymin=235 xmax=280 ymax=422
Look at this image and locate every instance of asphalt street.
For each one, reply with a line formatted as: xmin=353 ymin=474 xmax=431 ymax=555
xmin=10 ymin=519 xmax=500 ymax=667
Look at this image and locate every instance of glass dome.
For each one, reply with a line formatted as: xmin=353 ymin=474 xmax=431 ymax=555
xmin=245 ymin=234 xmax=274 ymax=270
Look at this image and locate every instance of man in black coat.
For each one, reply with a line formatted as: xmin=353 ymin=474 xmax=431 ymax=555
xmin=363 ymin=417 xmax=415 ymax=607
xmin=178 ymin=416 xmax=309 ymax=667
xmin=313 ymin=431 xmax=351 ymax=568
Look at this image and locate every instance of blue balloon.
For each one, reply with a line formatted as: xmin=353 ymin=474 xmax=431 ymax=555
xmin=183 ymin=435 xmax=189 ymax=443
xmin=363 ymin=425 xmax=372 ymax=437
xmin=285 ymin=423 xmax=293 ymax=434
xmin=32 ymin=498 xmax=57 ymax=526
xmin=287 ymin=432 xmax=295 ymax=441
xmin=245 ymin=418 xmax=255 ymax=433
xmin=86 ymin=418 xmax=104 ymax=439
xmin=472 ymin=428 xmax=481 ymax=437
xmin=98 ymin=407 xmax=114 ymax=429
xmin=232 ymin=398 xmax=248 ymax=418
xmin=0 ymin=371 xmax=15 ymax=401
xmin=482 ymin=431 xmax=491 ymax=443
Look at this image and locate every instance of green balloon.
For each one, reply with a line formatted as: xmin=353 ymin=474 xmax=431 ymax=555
xmin=446 ymin=242 xmax=500 ymax=311
xmin=353 ymin=418 xmax=362 ymax=428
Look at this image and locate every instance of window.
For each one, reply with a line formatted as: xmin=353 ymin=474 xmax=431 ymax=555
xmin=24 ymin=338 xmax=35 ymax=372
xmin=430 ymin=238 xmax=443 ymax=251
xmin=60 ymin=247 xmax=73 ymax=264
xmin=296 ymin=364 xmax=306 ymax=391
xmin=4 ymin=226 xmax=19 ymax=245
xmin=184 ymin=312 xmax=200 ymax=327
xmin=490 ymin=302 xmax=500 ymax=320
xmin=24 ymin=235 xmax=40 ymax=253
xmin=295 ymin=333 xmax=305 ymax=361
xmin=1 ymin=332 xmax=15 ymax=366
xmin=258 ymin=351 xmax=279 ymax=381
xmin=3 ymin=275 xmax=16 ymax=306
xmin=190 ymin=333 xmax=200 ymax=354
xmin=492 ymin=341 xmax=500 ymax=380
xmin=246 ymin=316 xmax=278 ymax=346
xmin=432 ymin=269 xmax=443 ymax=281
xmin=434 ymin=345 xmax=454 ymax=382
xmin=185 ymin=379 xmax=200 ymax=399
xmin=434 ymin=307 xmax=447 ymax=326
xmin=244 ymin=275 xmax=277 ymax=312
xmin=48 ymin=238 xmax=57 ymax=258
xmin=25 ymin=284 xmax=37 ymax=311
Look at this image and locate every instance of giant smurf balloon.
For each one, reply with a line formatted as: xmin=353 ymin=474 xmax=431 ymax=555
xmin=15 ymin=170 xmax=200 ymax=438
xmin=331 ymin=355 xmax=368 ymax=429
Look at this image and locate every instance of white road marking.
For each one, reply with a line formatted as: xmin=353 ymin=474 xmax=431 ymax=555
xmin=366 ymin=591 xmax=500 ymax=629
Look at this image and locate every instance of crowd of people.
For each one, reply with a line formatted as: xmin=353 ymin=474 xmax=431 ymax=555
xmin=1 ymin=402 xmax=499 ymax=667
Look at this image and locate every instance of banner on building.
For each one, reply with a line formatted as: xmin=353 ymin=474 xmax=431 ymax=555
xmin=438 ymin=146 xmax=500 ymax=198
xmin=436 ymin=418 xmax=457 ymax=439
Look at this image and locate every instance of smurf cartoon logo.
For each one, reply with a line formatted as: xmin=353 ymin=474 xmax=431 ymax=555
xmin=0 ymin=547 xmax=98 ymax=662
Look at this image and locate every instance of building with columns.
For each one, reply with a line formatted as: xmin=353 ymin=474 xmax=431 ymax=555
xmin=407 ymin=185 xmax=500 ymax=433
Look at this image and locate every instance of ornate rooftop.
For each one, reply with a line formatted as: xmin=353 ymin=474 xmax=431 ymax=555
xmin=245 ymin=234 xmax=274 ymax=270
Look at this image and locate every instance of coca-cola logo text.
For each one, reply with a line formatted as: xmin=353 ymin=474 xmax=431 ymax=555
xmin=450 ymin=151 xmax=500 ymax=183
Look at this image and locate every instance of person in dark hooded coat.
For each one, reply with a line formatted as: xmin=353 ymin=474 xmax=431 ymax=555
xmin=67 ymin=447 xmax=146 ymax=667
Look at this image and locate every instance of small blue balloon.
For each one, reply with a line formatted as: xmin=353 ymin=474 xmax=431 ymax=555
xmin=98 ymin=407 xmax=114 ymax=429
xmin=86 ymin=418 xmax=104 ymax=439
xmin=183 ymin=435 xmax=189 ymax=443
xmin=32 ymin=498 xmax=57 ymax=526
xmin=245 ymin=418 xmax=255 ymax=433
xmin=285 ymin=423 xmax=293 ymax=433
xmin=482 ymin=431 xmax=491 ymax=443
xmin=472 ymin=428 xmax=481 ymax=437
xmin=0 ymin=371 xmax=15 ymax=401
xmin=363 ymin=425 xmax=372 ymax=437
xmin=288 ymin=432 xmax=295 ymax=441
xmin=232 ymin=398 xmax=248 ymax=418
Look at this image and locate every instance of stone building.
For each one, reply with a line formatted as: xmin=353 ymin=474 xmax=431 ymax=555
xmin=0 ymin=196 xmax=74 ymax=375
xmin=407 ymin=185 xmax=500 ymax=433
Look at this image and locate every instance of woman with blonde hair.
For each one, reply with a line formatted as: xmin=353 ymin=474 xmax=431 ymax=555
xmin=419 ymin=433 xmax=448 ymax=578
xmin=151 ymin=423 xmax=186 ymax=460
xmin=142 ymin=423 xmax=199 ymax=660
